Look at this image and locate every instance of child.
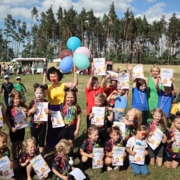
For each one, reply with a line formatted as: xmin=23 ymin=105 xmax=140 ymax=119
xmin=0 ymin=75 xmax=14 ymax=106
xmin=146 ymin=108 xmax=167 ymax=166
xmin=165 ymin=115 xmax=180 ymax=169
xmin=107 ymin=86 xmax=128 ymax=122
xmin=14 ymin=76 xmax=27 ymax=102
xmin=27 ymin=83 xmax=49 ymax=155
xmin=126 ymin=125 xmax=149 ymax=175
xmin=104 ymin=126 xmax=126 ymax=171
xmin=123 ymin=108 xmax=142 ymax=142
xmin=60 ymin=88 xmax=81 ymax=143
xmin=80 ymin=125 xmax=100 ymax=167
xmin=0 ymin=101 xmax=6 ymax=131
xmin=157 ymin=80 xmax=177 ymax=118
xmin=89 ymin=94 xmax=113 ymax=143
xmin=6 ymin=90 xmax=28 ymax=169
xmin=52 ymin=139 xmax=73 ymax=180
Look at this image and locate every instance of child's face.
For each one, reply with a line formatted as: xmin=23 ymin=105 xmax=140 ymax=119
xmin=152 ymin=112 xmax=161 ymax=122
xmin=27 ymin=142 xmax=37 ymax=154
xmin=110 ymin=131 xmax=120 ymax=142
xmin=65 ymin=147 xmax=71 ymax=155
xmin=4 ymin=78 xmax=9 ymax=83
xmin=0 ymin=136 xmax=7 ymax=150
xmin=137 ymin=130 xmax=146 ymax=140
xmin=65 ymin=92 xmax=75 ymax=105
xmin=89 ymin=130 xmax=99 ymax=142
xmin=110 ymin=80 xmax=117 ymax=88
xmin=50 ymin=73 xmax=59 ymax=83
xmin=139 ymin=84 xmax=146 ymax=91
xmin=16 ymin=79 xmax=21 ymax=83
xmin=35 ymin=88 xmax=44 ymax=100
xmin=117 ymin=88 xmax=125 ymax=95
xmin=164 ymin=86 xmax=172 ymax=95
xmin=13 ymin=95 xmax=21 ymax=105
xmin=173 ymin=118 xmax=180 ymax=130
xmin=151 ymin=68 xmax=159 ymax=78
xmin=94 ymin=98 xmax=104 ymax=107
xmin=91 ymin=80 xmax=99 ymax=90
xmin=127 ymin=109 xmax=135 ymax=119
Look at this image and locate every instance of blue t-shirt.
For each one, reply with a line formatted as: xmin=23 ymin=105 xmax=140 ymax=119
xmin=132 ymin=87 xmax=149 ymax=111
xmin=114 ymin=95 xmax=127 ymax=109
xmin=157 ymin=90 xmax=175 ymax=117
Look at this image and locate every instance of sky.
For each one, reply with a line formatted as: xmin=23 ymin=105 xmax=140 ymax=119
xmin=0 ymin=0 xmax=180 ymax=30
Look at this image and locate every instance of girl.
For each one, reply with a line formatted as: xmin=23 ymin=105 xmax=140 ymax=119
xmin=6 ymin=90 xmax=28 ymax=169
xmin=89 ymin=94 xmax=113 ymax=143
xmin=60 ymin=88 xmax=81 ymax=143
xmin=123 ymin=108 xmax=142 ymax=142
xmin=19 ymin=138 xmax=48 ymax=180
xmin=165 ymin=115 xmax=180 ymax=169
xmin=146 ymin=108 xmax=167 ymax=166
xmin=126 ymin=125 xmax=149 ymax=175
xmin=105 ymin=126 xmax=126 ymax=171
xmin=107 ymin=86 xmax=128 ymax=122
xmin=80 ymin=125 xmax=100 ymax=166
xmin=28 ymin=83 xmax=50 ymax=155
xmin=52 ymin=139 xmax=73 ymax=180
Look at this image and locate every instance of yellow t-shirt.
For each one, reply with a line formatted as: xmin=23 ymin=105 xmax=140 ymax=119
xmin=48 ymin=83 xmax=65 ymax=105
xmin=170 ymin=103 xmax=180 ymax=115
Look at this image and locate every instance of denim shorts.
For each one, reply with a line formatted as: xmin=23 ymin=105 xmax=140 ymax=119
xmin=113 ymin=110 xmax=126 ymax=122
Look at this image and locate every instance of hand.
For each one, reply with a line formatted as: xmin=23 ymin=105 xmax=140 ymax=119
xmin=131 ymin=151 xmax=136 ymax=156
xmin=12 ymin=127 xmax=17 ymax=133
xmin=44 ymin=108 xmax=49 ymax=114
xmin=88 ymin=153 xmax=93 ymax=158
xmin=144 ymin=150 xmax=148 ymax=156
xmin=62 ymin=176 xmax=68 ymax=180
xmin=73 ymin=66 xmax=77 ymax=73
xmin=23 ymin=108 xmax=27 ymax=113
xmin=25 ymin=159 xmax=30 ymax=165
xmin=89 ymin=112 xmax=94 ymax=119
xmin=74 ymin=130 xmax=79 ymax=137
xmin=171 ymin=136 xmax=175 ymax=142
xmin=112 ymin=90 xmax=118 ymax=94
xmin=51 ymin=117 xmax=54 ymax=121
xmin=31 ymin=105 xmax=37 ymax=113
xmin=107 ymin=106 xmax=113 ymax=112
xmin=106 ymin=74 xmax=111 ymax=79
xmin=126 ymin=63 xmax=132 ymax=71
xmin=149 ymin=132 xmax=154 ymax=136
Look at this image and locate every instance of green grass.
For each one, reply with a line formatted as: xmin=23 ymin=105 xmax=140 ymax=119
xmin=1 ymin=63 xmax=180 ymax=180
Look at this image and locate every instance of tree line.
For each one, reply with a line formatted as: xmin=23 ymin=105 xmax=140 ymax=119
xmin=1 ymin=2 xmax=180 ymax=64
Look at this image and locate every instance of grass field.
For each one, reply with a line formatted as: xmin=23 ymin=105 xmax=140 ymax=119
xmin=1 ymin=63 xmax=180 ymax=180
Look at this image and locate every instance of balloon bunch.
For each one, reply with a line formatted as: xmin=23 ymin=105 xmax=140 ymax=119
xmin=59 ymin=36 xmax=90 ymax=73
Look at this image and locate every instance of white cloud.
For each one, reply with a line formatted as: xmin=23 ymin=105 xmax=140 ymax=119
xmin=1 ymin=0 xmax=39 ymax=6
xmin=146 ymin=0 xmax=156 ymax=3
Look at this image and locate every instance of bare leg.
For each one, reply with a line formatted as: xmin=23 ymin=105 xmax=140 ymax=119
xmin=172 ymin=161 xmax=179 ymax=169
xmin=156 ymin=157 xmax=163 ymax=166
xmin=104 ymin=157 xmax=112 ymax=165
xmin=150 ymin=157 xmax=155 ymax=165
xmin=164 ymin=161 xmax=172 ymax=168
xmin=82 ymin=156 xmax=88 ymax=163
xmin=26 ymin=163 xmax=33 ymax=180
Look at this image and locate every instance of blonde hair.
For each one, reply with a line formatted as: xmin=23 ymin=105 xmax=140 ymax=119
xmin=95 ymin=94 xmax=107 ymax=106
xmin=136 ymin=125 xmax=149 ymax=139
xmin=132 ymin=108 xmax=142 ymax=127
xmin=25 ymin=137 xmax=37 ymax=147
xmin=55 ymin=139 xmax=72 ymax=154
xmin=107 ymin=126 xmax=120 ymax=135
xmin=151 ymin=108 xmax=167 ymax=130
xmin=150 ymin=65 xmax=160 ymax=76
xmin=87 ymin=125 xmax=98 ymax=136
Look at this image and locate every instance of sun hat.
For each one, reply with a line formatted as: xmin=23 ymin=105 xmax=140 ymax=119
xmin=16 ymin=76 xmax=21 ymax=80
xmin=4 ymin=75 xmax=9 ymax=79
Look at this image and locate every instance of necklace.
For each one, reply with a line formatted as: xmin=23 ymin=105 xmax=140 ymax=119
xmin=138 ymin=91 xmax=144 ymax=108
xmin=160 ymin=93 xmax=169 ymax=108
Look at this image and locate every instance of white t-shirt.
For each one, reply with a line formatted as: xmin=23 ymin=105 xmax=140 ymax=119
xmin=126 ymin=136 xmax=147 ymax=161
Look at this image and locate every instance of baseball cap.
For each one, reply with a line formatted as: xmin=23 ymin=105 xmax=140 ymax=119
xmin=16 ymin=76 xmax=21 ymax=80
xmin=4 ymin=75 xmax=9 ymax=79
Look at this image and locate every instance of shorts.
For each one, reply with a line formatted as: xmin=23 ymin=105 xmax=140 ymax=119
xmin=60 ymin=126 xmax=76 ymax=141
xmin=148 ymin=143 xmax=164 ymax=158
xmin=113 ymin=110 xmax=125 ymax=122
xmin=166 ymin=156 xmax=180 ymax=163
xmin=9 ymin=128 xmax=25 ymax=143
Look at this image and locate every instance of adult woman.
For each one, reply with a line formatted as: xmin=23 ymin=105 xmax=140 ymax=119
xmin=43 ymin=66 xmax=78 ymax=148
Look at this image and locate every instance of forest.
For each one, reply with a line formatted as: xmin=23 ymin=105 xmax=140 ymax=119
xmin=0 ymin=2 xmax=180 ymax=64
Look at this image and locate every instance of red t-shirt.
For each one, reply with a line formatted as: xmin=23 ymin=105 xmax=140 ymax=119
xmin=104 ymin=86 xmax=117 ymax=105
xmin=85 ymin=87 xmax=104 ymax=115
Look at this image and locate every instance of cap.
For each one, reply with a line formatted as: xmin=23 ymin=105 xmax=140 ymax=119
xmin=4 ymin=75 xmax=9 ymax=79
xmin=16 ymin=76 xmax=21 ymax=80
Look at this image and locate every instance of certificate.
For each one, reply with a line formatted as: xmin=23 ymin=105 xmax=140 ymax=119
xmin=34 ymin=102 xmax=48 ymax=122
xmin=159 ymin=68 xmax=174 ymax=87
xmin=93 ymin=58 xmax=106 ymax=75
xmin=0 ymin=106 xmax=3 ymax=127
xmin=30 ymin=154 xmax=51 ymax=179
xmin=112 ymin=147 xmax=125 ymax=166
xmin=0 ymin=156 xmax=14 ymax=178
xmin=171 ymin=131 xmax=180 ymax=153
xmin=69 ymin=168 xmax=86 ymax=180
xmin=117 ymin=72 xmax=130 ymax=89
xmin=131 ymin=145 xmax=145 ymax=165
xmin=91 ymin=107 xmax=105 ymax=126
xmin=92 ymin=148 xmax=104 ymax=169
xmin=14 ymin=108 xmax=28 ymax=130
xmin=113 ymin=122 xmax=126 ymax=140
xmin=147 ymin=127 xmax=163 ymax=150
xmin=51 ymin=111 xmax=65 ymax=128
xmin=133 ymin=64 xmax=144 ymax=79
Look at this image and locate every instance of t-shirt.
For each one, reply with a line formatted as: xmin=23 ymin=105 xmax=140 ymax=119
xmin=14 ymin=83 xmax=25 ymax=95
xmin=52 ymin=153 xmax=70 ymax=176
xmin=170 ymin=103 xmax=180 ymax=115
xmin=132 ymin=87 xmax=149 ymax=111
xmin=1 ymin=82 xmax=14 ymax=96
xmin=157 ymin=90 xmax=175 ymax=117
xmin=146 ymin=120 xmax=166 ymax=133
xmin=19 ymin=151 xmax=38 ymax=164
xmin=0 ymin=147 xmax=10 ymax=158
xmin=62 ymin=103 xmax=81 ymax=126
xmin=126 ymin=136 xmax=147 ymax=161
xmin=105 ymin=138 xmax=123 ymax=152
xmin=85 ymin=87 xmax=104 ymax=115
xmin=48 ymin=83 xmax=65 ymax=105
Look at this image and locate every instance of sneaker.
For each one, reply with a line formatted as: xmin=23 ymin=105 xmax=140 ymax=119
xmin=107 ymin=166 xmax=113 ymax=171
xmin=113 ymin=166 xmax=119 ymax=170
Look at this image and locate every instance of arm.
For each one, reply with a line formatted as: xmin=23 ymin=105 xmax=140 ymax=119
xmin=86 ymin=66 xmax=94 ymax=89
xmin=52 ymin=169 xmax=68 ymax=180
xmin=107 ymin=107 xmax=113 ymax=121
xmin=74 ymin=114 xmax=81 ymax=137
xmin=43 ymin=72 xmax=46 ymax=84
xmin=123 ymin=117 xmax=134 ymax=126
xmin=162 ymin=133 xmax=167 ymax=144
xmin=22 ymin=84 xmax=27 ymax=93
xmin=100 ymin=75 xmax=107 ymax=88
xmin=172 ymin=82 xmax=177 ymax=96
xmin=126 ymin=63 xmax=133 ymax=78
xmin=0 ymin=88 xmax=4 ymax=95
xmin=80 ymin=149 xmax=93 ymax=158
xmin=156 ymin=78 xmax=160 ymax=92
xmin=107 ymin=91 xmax=116 ymax=103
xmin=126 ymin=147 xmax=136 ymax=156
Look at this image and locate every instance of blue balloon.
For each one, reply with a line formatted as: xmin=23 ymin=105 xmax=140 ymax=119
xmin=67 ymin=36 xmax=81 ymax=51
xmin=60 ymin=56 xmax=73 ymax=73
xmin=73 ymin=54 xmax=89 ymax=70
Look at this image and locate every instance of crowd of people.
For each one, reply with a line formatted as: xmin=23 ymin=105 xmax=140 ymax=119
xmin=0 ymin=63 xmax=180 ymax=180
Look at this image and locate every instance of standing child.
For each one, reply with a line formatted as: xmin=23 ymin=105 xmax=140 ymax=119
xmin=27 ymin=83 xmax=49 ymax=156
xmin=165 ymin=115 xmax=180 ymax=169
xmin=0 ymin=75 xmax=14 ymax=106
xmin=126 ymin=125 xmax=149 ymax=175
xmin=6 ymin=90 xmax=28 ymax=169
xmin=52 ymin=139 xmax=73 ymax=180
xmin=89 ymin=94 xmax=113 ymax=143
xmin=104 ymin=126 xmax=126 ymax=171
xmin=14 ymin=76 xmax=27 ymax=102
xmin=60 ymin=88 xmax=81 ymax=143
xmin=146 ymin=108 xmax=167 ymax=166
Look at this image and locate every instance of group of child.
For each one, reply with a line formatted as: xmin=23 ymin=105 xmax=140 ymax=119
xmin=0 ymin=64 xmax=180 ymax=179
